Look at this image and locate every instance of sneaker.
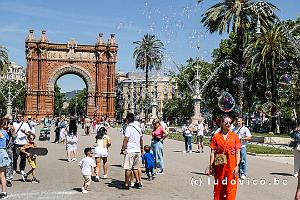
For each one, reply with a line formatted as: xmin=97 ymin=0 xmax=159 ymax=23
xmin=134 ymin=182 xmax=142 ymax=189
xmin=294 ymin=172 xmax=299 ymax=177
xmin=95 ymin=176 xmax=100 ymax=182
xmin=6 ymin=180 xmax=12 ymax=187
xmin=240 ymin=174 xmax=246 ymax=180
xmin=130 ymin=182 xmax=135 ymax=187
xmin=201 ymin=150 xmax=204 ymax=153
xmin=103 ymin=174 xmax=108 ymax=179
xmin=67 ymin=158 xmax=72 ymax=162
xmin=152 ymin=174 xmax=155 ymax=180
xmin=32 ymin=178 xmax=40 ymax=184
xmin=156 ymin=170 xmax=164 ymax=175
xmin=21 ymin=173 xmax=28 ymax=182
xmin=72 ymin=158 xmax=77 ymax=161
xmin=82 ymin=189 xmax=88 ymax=194
xmin=188 ymin=150 xmax=192 ymax=153
xmin=13 ymin=170 xmax=16 ymax=176
xmin=0 ymin=192 xmax=8 ymax=199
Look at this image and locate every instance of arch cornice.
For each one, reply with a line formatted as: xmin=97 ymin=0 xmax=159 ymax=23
xmin=47 ymin=64 xmax=95 ymax=94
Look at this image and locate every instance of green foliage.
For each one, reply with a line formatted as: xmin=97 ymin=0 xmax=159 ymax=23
xmin=133 ymin=34 xmax=165 ymax=86
xmin=0 ymin=80 xmax=25 ymax=116
xmin=0 ymin=45 xmax=9 ymax=76
xmin=54 ymin=84 xmax=65 ymax=116
xmin=68 ymin=89 xmax=87 ymax=116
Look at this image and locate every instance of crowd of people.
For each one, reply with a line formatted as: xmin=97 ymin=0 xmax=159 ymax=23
xmin=1 ymin=112 xmax=300 ymax=199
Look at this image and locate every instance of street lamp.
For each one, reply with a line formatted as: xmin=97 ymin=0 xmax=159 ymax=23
xmin=175 ymin=59 xmax=237 ymax=124
xmin=75 ymin=91 xmax=78 ymax=116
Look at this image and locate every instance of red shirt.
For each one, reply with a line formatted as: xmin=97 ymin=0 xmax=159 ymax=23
xmin=152 ymin=126 xmax=164 ymax=139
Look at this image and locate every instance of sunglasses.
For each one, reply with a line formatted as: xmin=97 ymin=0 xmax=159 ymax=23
xmin=17 ymin=116 xmax=22 ymax=118
xmin=223 ymin=121 xmax=232 ymax=125
xmin=29 ymin=138 xmax=35 ymax=140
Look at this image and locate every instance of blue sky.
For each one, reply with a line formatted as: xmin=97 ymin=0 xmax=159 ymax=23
xmin=0 ymin=0 xmax=299 ymax=92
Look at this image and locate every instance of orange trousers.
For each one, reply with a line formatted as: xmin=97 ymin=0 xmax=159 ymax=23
xmin=213 ymin=166 xmax=238 ymax=200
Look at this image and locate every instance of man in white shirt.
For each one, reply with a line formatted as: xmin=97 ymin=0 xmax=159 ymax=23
xmin=27 ymin=116 xmax=37 ymax=134
xmin=232 ymin=117 xmax=252 ymax=180
xmin=196 ymin=120 xmax=204 ymax=153
xmin=183 ymin=120 xmax=194 ymax=153
xmin=120 ymin=113 xmax=143 ymax=189
xmin=13 ymin=113 xmax=30 ymax=178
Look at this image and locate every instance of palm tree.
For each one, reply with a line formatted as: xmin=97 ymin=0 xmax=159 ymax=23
xmin=133 ymin=34 xmax=164 ymax=120
xmin=244 ymin=23 xmax=292 ymax=133
xmin=133 ymin=34 xmax=164 ymax=88
xmin=0 ymin=45 xmax=9 ymax=76
xmin=199 ymin=0 xmax=277 ymax=110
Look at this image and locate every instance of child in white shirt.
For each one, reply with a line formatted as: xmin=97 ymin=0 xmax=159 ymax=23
xmin=79 ymin=147 xmax=96 ymax=194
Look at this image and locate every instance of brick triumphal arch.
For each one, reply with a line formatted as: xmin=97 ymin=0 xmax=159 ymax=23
xmin=24 ymin=30 xmax=118 ymax=119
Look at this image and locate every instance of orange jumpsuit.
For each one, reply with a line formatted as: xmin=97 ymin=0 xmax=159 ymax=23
xmin=210 ymin=131 xmax=241 ymax=200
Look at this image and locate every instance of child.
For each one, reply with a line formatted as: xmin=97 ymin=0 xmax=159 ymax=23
xmin=19 ymin=133 xmax=40 ymax=183
xmin=66 ymin=118 xmax=78 ymax=162
xmin=79 ymin=147 xmax=96 ymax=194
xmin=94 ymin=127 xmax=111 ymax=181
xmin=142 ymin=145 xmax=155 ymax=180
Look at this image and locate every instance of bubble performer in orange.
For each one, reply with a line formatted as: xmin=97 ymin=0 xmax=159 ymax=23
xmin=209 ymin=115 xmax=241 ymax=200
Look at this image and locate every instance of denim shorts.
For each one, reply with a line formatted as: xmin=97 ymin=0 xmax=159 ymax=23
xmin=0 ymin=149 xmax=11 ymax=167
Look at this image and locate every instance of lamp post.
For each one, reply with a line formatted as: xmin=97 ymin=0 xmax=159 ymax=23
xmin=246 ymin=1 xmax=300 ymax=58
xmin=176 ymin=59 xmax=237 ymax=124
xmin=75 ymin=91 xmax=78 ymax=116
xmin=0 ymin=79 xmax=26 ymax=119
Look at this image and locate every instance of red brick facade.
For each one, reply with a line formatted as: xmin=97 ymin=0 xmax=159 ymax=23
xmin=24 ymin=30 xmax=117 ymax=119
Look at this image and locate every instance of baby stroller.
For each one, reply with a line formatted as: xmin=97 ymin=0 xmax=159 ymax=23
xmin=39 ymin=126 xmax=51 ymax=141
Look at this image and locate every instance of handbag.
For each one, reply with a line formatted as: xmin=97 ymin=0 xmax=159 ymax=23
xmin=214 ymin=154 xmax=227 ymax=166
xmin=214 ymin=134 xmax=229 ymax=166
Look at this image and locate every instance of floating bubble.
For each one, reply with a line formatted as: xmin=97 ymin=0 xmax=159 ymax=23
xmin=264 ymin=90 xmax=272 ymax=100
xmin=217 ymin=91 xmax=236 ymax=112
xmin=279 ymin=74 xmax=292 ymax=86
xmin=278 ymin=91 xmax=289 ymax=103
xmin=262 ymin=101 xmax=279 ymax=117
xmin=175 ymin=19 xmax=184 ymax=29
xmin=233 ymin=105 xmax=241 ymax=115
xmin=278 ymin=61 xmax=289 ymax=69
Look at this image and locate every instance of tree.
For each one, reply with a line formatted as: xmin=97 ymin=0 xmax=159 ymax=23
xmin=54 ymin=84 xmax=65 ymax=116
xmin=133 ymin=34 xmax=165 ymax=120
xmin=199 ymin=0 xmax=277 ymax=110
xmin=0 ymin=45 xmax=9 ymax=76
xmin=68 ymin=89 xmax=87 ymax=116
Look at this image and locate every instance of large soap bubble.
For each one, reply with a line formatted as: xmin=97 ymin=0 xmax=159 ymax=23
xmin=262 ymin=101 xmax=279 ymax=117
xmin=264 ymin=91 xmax=272 ymax=100
xmin=218 ymin=92 xmax=236 ymax=112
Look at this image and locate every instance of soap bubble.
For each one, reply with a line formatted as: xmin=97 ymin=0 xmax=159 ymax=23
xmin=278 ymin=61 xmax=289 ymax=69
xmin=279 ymin=74 xmax=292 ymax=85
xmin=233 ymin=105 xmax=241 ymax=115
xmin=264 ymin=91 xmax=272 ymax=100
xmin=218 ymin=92 xmax=236 ymax=112
xmin=262 ymin=101 xmax=279 ymax=117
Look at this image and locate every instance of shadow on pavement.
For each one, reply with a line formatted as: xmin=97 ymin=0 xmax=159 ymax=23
xmin=270 ymin=172 xmax=294 ymax=177
xmin=58 ymin=158 xmax=69 ymax=162
xmin=111 ymin=164 xmax=122 ymax=168
xmin=72 ymin=188 xmax=82 ymax=193
xmin=105 ymin=179 xmax=124 ymax=189
xmin=190 ymin=171 xmax=207 ymax=176
xmin=173 ymin=150 xmax=184 ymax=153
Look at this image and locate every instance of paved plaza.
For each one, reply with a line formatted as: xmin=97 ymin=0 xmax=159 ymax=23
xmin=7 ymin=126 xmax=297 ymax=200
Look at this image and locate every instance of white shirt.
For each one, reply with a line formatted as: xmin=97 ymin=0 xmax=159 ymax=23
xmin=160 ymin=121 xmax=167 ymax=130
xmin=28 ymin=120 xmax=37 ymax=134
xmin=13 ymin=121 xmax=30 ymax=145
xmin=232 ymin=125 xmax=252 ymax=147
xmin=197 ymin=123 xmax=204 ymax=136
xmin=79 ymin=157 xmax=96 ymax=176
xmin=185 ymin=124 xmax=193 ymax=136
xmin=124 ymin=122 xmax=142 ymax=153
